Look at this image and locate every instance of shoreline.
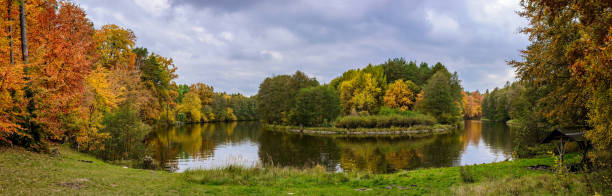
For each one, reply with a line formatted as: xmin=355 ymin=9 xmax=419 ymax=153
xmin=0 ymin=146 xmax=589 ymax=195
xmin=264 ymin=124 xmax=457 ymax=137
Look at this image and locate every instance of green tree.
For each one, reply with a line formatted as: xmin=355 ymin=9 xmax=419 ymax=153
xmin=431 ymin=62 xmax=448 ymax=75
xmin=256 ymin=71 xmax=318 ymax=125
xmin=176 ymin=84 xmax=189 ymax=103
xmin=381 ymin=58 xmax=407 ymax=83
xmin=419 ymin=72 xmax=462 ymax=123
xmin=96 ymin=105 xmax=150 ymax=161
xmin=416 ymin=62 xmax=432 ymax=86
xmin=291 ymin=86 xmax=341 ymax=126
xmin=404 ymin=61 xmax=419 ymax=84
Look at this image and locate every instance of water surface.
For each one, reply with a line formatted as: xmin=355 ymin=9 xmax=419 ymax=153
xmin=146 ymin=120 xmax=513 ymax=173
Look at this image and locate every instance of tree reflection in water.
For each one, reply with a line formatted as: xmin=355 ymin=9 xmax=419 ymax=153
xmin=146 ymin=120 xmax=513 ymax=173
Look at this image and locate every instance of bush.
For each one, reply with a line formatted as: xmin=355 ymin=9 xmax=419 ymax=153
xmin=460 ymin=166 xmax=475 ymax=183
xmin=335 ymin=114 xmax=436 ymax=129
xmin=94 ymin=105 xmax=151 ymax=161
xmin=378 ymin=106 xmax=422 ymax=117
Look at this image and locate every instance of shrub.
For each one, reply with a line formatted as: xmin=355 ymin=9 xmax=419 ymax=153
xmin=460 ymin=166 xmax=475 ymax=183
xmin=94 ymin=105 xmax=151 ymax=161
xmin=335 ymin=114 xmax=437 ymax=129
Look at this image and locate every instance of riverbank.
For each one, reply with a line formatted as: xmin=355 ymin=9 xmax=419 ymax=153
xmin=264 ymin=124 xmax=456 ymax=137
xmin=506 ymin=119 xmax=523 ymax=128
xmin=1 ymin=145 xmax=600 ymax=195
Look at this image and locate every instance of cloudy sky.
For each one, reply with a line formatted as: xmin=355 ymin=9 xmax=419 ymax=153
xmin=78 ymin=0 xmax=528 ymax=95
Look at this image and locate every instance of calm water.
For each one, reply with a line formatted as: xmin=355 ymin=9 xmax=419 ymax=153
xmin=145 ymin=120 xmax=513 ymax=173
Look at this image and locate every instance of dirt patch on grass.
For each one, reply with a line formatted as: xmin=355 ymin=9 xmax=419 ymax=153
xmin=58 ymin=178 xmax=89 ymax=189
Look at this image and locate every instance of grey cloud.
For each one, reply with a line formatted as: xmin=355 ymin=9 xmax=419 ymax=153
xmin=79 ymin=0 xmax=528 ymax=95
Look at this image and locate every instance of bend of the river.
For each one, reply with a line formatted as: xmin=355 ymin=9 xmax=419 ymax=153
xmin=145 ymin=120 xmax=513 ymax=173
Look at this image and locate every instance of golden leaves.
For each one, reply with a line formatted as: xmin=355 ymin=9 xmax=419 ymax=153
xmin=383 ymin=80 xmax=416 ymax=112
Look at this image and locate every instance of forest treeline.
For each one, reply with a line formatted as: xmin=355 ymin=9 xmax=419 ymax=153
xmin=256 ymin=58 xmax=469 ymax=128
xmin=175 ymin=83 xmax=256 ymax=123
xmin=480 ymin=82 xmax=527 ymax=123
xmin=0 ymin=0 xmax=253 ymax=159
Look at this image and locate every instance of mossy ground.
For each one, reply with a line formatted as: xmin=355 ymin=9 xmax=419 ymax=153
xmin=0 ymin=145 xmax=605 ymax=195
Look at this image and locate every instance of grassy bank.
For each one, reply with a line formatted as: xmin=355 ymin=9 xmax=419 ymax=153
xmin=0 ymin=146 xmax=603 ymax=195
xmin=505 ymin=119 xmax=523 ymax=128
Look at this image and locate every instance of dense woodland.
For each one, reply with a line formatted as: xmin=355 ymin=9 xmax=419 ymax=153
xmin=256 ymin=58 xmax=467 ymax=128
xmin=485 ymin=0 xmax=611 ymax=169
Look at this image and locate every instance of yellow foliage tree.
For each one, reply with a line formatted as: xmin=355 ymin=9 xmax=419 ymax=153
xmin=225 ymin=107 xmax=237 ymax=121
xmin=383 ymin=80 xmax=416 ymax=111
xmin=179 ymin=92 xmax=202 ymax=123
xmin=93 ymin=24 xmax=136 ymax=70
xmin=190 ymin=83 xmax=214 ymax=105
xmin=339 ymin=72 xmax=382 ymax=115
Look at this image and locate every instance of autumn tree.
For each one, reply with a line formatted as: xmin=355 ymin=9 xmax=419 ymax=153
xmin=339 ymin=71 xmax=383 ymax=115
xmin=383 ymin=80 xmax=418 ymax=111
xmin=135 ymin=48 xmax=178 ymax=124
xmin=94 ymin=24 xmax=136 ymax=70
xmin=27 ymin=1 xmax=97 ymax=142
xmin=0 ymin=0 xmax=26 ymax=144
xmin=510 ymin=0 xmax=612 ymax=163
xmin=463 ymin=91 xmax=483 ymax=120
xmin=178 ymin=91 xmax=202 ymax=122
xmin=224 ymin=107 xmax=237 ymax=122
xmin=190 ymin=83 xmax=214 ymax=105
xmin=78 ymin=67 xmax=116 ymax=150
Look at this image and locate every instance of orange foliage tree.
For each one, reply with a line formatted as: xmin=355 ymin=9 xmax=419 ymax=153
xmin=0 ymin=0 xmax=180 ymax=151
xmin=0 ymin=0 xmax=27 ymax=144
xmin=26 ymin=1 xmax=97 ymax=142
xmin=463 ymin=91 xmax=483 ymax=120
xmin=383 ymin=80 xmax=418 ymax=111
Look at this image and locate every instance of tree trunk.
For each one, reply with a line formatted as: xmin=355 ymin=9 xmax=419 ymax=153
xmin=7 ymin=0 xmax=14 ymax=65
xmin=19 ymin=0 xmax=27 ymax=64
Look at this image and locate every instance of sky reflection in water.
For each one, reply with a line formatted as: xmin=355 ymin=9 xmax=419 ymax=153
xmin=147 ymin=120 xmax=513 ymax=173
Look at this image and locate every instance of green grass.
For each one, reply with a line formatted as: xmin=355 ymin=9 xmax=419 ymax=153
xmin=0 ymin=145 xmax=603 ymax=195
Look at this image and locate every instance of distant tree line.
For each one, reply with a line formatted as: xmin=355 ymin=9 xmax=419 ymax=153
xmin=481 ymin=82 xmax=529 ymax=123
xmin=176 ymin=83 xmax=256 ymax=123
